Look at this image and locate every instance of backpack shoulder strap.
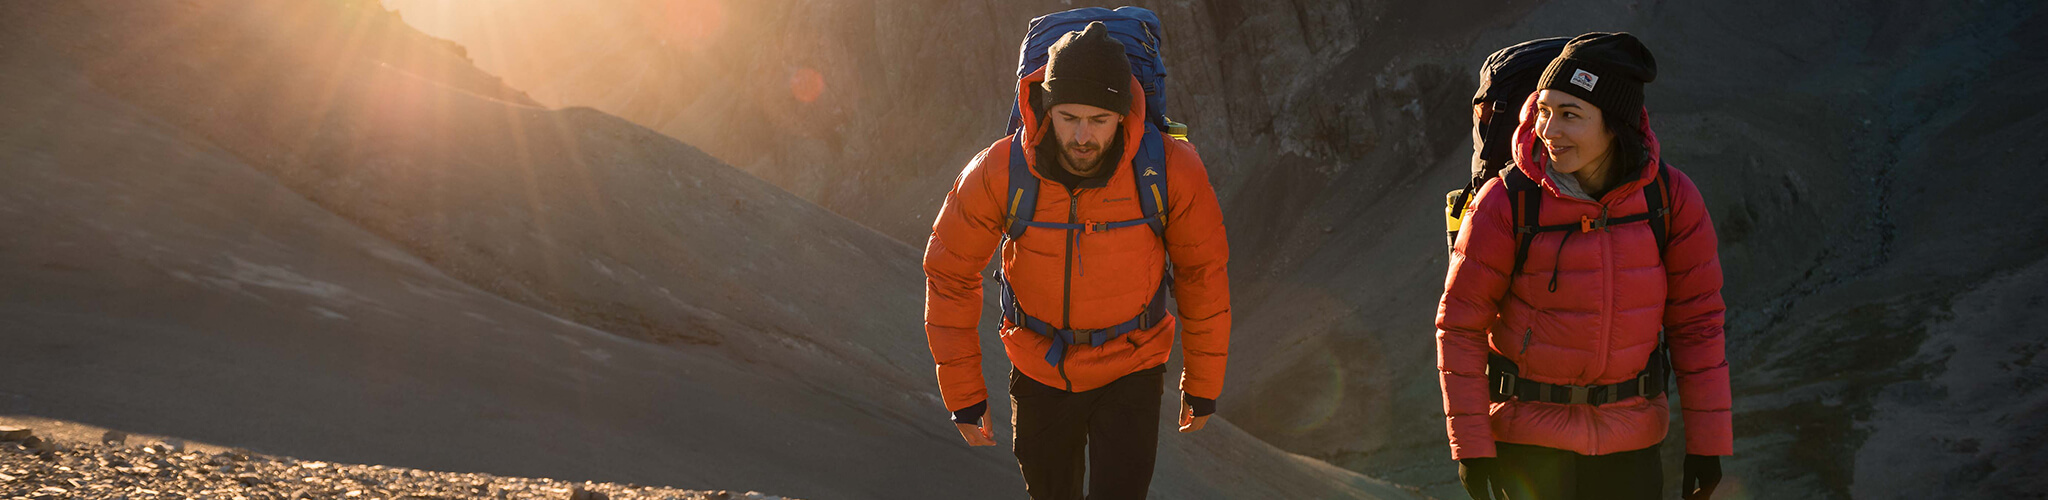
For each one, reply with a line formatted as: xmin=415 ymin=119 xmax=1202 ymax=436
xmin=1003 ymin=137 xmax=1040 ymax=241
xmin=1134 ymin=126 xmax=1168 ymax=238
xmin=1504 ymin=167 xmax=1543 ymax=277
xmin=1643 ymin=161 xmax=1672 ymax=253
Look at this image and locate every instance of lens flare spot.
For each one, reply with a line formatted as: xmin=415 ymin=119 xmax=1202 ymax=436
xmin=789 ymin=67 xmax=825 ymax=103
xmin=1714 ymin=475 xmax=1750 ymax=500
xmin=1285 ymin=340 xmax=1346 ymax=435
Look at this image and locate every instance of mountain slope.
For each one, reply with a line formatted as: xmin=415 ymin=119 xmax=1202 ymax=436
xmin=0 ymin=1 xmax=1419 ymax=498
xmin=389 ymin=1 xmax=2048 ymax=498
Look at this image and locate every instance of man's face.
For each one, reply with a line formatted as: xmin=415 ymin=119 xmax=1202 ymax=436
xmin=1047 ymin=103 xmax=1122 ymax=177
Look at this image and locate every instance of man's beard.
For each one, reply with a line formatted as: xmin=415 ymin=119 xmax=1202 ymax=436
xmin=1060 ymin=139 xmax=1108 ymax=176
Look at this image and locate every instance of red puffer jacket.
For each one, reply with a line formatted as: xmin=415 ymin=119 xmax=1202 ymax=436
xmin=1435 ymin=98 xmax=1732 ymax=460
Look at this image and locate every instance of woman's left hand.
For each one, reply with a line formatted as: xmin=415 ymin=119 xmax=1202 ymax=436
xmin=1681 ymin=454 xmax=1722 ymax=499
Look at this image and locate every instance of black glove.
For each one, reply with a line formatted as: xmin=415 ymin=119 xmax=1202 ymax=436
xmin=950 ymin=400 xmax=987 ymax=426
xmin=1458 ymin=457 xmax=1497 ymax=500
xmin=1681 ymin=454 xmax=1721 ymax=500
xmin=1184 ymin=393 xmax=1216 ymax=417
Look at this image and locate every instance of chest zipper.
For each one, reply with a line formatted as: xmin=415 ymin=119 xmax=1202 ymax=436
xmin=1058 ymin=189 xmax=1079 ymax=391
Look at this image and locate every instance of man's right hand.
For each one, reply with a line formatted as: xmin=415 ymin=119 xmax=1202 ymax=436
xmin=955 ymin=421 xmax=996 ymax=446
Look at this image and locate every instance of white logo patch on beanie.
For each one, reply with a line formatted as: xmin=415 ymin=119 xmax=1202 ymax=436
xmin=1571 ymin=69 xmax=1599 ymax=91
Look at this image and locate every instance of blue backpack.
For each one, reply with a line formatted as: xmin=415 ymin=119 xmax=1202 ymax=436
xmin=994 ymin=7 xmax=1178 ymax=371
xmin=1006 ymin=7 xmax=1171 ymax=136
xmin=1001 ymin=6 xmax=1174 ymax=242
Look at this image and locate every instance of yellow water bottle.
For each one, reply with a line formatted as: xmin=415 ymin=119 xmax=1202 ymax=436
xmin=1164 ymin=117 xmax=1190 ymax=143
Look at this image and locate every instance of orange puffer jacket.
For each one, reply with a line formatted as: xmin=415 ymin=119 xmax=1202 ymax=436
xmin=1436 ymin=98 xmax=1732 ymax=460
xmin=923 ymin=68 xmax=1231 ymax=413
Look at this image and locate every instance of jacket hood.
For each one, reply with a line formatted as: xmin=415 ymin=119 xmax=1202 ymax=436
xmin=1013 ymin=66 xmax=1150 ymax=184
xmin=1510 ymin=93 xmax=1664 ymax=205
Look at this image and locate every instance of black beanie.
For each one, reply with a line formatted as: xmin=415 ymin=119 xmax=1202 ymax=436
xmin=1538 ymin=32 xmax=1657 ymax=125
xmin=1041 ymin=22 xmax=1132 ymax=116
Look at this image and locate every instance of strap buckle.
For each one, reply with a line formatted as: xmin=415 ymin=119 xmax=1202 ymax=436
xmin=1538 ymin=382 xmax=1592 ymax=404
xmin=1083 ymin=220 xmax=1105 ymax=235
xmin=1065 ymin=328 xmax=1109 ymax=347
xmin=1580 ymin=207 xmax=1615 ymax=233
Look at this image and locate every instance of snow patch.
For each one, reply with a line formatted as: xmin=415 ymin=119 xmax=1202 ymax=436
xmin=225 ymin=257 xmax=355 ymax=302
xmin=308 ymin=306 xmax=349 ymax=320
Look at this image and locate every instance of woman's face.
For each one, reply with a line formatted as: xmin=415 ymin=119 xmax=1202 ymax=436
xmin=1532 ymin=90 xmax=1615 ymax=175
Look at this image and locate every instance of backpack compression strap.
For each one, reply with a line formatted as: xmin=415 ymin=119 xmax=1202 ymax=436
xmin=1133 ymin=126 xmax=1169 ymax=238
xmin=1003 ymin=128 xmax=1170 ymax=240
xmin=1485 ymin=342 xmax=1671 ymax=405
xmin=1644 ymin=162 xmax=1671 ymax=252
xmin=1506 ymin=169 xmax=1544 ymax=277
xmin=1003 ymin=137 xmax=1042 ymax=241
xmin=1507 ymin=165 xmax=1674 ymax=276
xmin=997 ymin=128 xmax=1174 ymax=367
xmin=1490 ymin=164 xmax=1680 ymax=404
xmin=997 ymin=269 xmax=1170 ymax=367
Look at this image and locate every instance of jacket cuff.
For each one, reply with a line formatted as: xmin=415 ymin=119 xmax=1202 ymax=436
xmin=951 ymin=400 xmax=988 ymax=425
xmin=1184 ymin=393 xmax=1216 ymax=417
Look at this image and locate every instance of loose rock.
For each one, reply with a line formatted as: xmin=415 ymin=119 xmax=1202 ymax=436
xmin=0 ymin=439 xmax=803 ymax=500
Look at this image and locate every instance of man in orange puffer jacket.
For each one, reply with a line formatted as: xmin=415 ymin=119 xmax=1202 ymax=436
xmin=922 ymin=22 xmax=1231 ymax=500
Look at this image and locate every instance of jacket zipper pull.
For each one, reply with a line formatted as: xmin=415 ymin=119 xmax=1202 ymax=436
xmin=1077 ymin=221 xmax=1092 ymax=277
xmin=1548 ymin=230 xmax=1571 ymax=293
xmin=1070 ymin=192 xmax=1084 ymax=278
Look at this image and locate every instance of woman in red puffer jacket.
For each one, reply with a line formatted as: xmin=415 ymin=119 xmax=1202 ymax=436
xmin=1437 ymin=32 xmax=1732 ymax=500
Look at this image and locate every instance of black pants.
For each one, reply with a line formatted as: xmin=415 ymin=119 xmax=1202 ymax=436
xmin=1010 ymin=364 xmax=1164 ymax=500
xmin=1492 ymin=442 xmax=1662 ymax=500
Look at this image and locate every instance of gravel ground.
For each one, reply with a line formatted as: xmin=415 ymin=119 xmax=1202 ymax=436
xmin=0 ymin=427 xmax=798 ymax=500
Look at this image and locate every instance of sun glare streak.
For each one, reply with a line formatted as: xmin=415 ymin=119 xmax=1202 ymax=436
xmin=500 ymin=103 xmax=569 ymax=286
xmin=472 ymin=3 xmax=572 ymax=283
xmin=93 ymin=1 xmax=227 ymax=79
xmin=544 ymin=112 xmax=616 ymax=236
xmin=292 ymin=1 xmax=379 ymax=158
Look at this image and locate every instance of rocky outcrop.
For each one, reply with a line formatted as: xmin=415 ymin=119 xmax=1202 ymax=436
xmin=0 ymin=422 xmax=802 ymax=500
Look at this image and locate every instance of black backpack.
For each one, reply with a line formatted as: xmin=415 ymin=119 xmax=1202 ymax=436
xmin=1446 ymin=37 xmax=1566 ymax=252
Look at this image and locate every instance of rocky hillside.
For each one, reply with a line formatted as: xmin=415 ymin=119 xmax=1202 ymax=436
xmin=0 ymin=1 xmax=1418 ymax=498
xmin=0 ymin=418 xmax=800 ymax=500
xmin=392 ymin=1 xmax=2048 ymax=498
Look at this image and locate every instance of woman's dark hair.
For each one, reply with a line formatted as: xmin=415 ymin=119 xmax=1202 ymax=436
xmin=1604 ymin=110 xmax=1650 ymax=187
